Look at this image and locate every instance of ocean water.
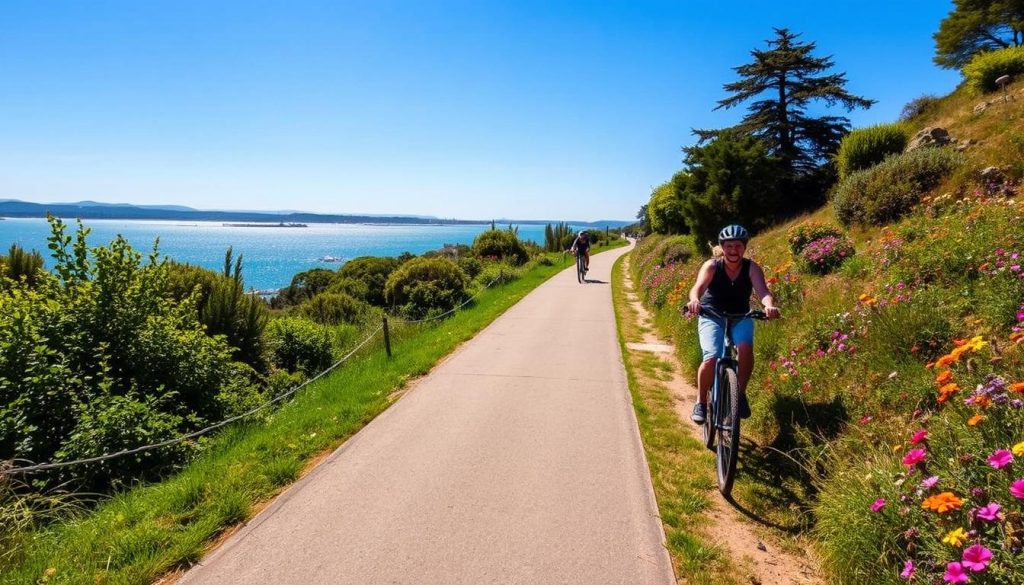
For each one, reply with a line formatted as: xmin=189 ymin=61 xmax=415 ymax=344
xmin=0 ymin=218 xmax=569 ymax=291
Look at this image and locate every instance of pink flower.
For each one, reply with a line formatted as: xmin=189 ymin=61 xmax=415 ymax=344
xmin=871 ymin=498 xmax=886 ymax=512
xmin=988 ymin=449 xmax=1014 ymax=469
xmin=961 ymin=544 xmax=992 ymax=572
xmin=1010 ymin=479 xmax=1024 ymax=500
xmin=921 ymin=475 xmax=939 ymax=490
xmin=901 ymin=560 xmax=915 ymax=579
xmin=973 ymin=502 xmax=1001 ymax=522
xmin=910 ymin=429 xmax=928 ymax=444
xmin=944 ymin=562 xmax=969 ymax=583
xmin=902 ymin=448 xmax=927 ymax=466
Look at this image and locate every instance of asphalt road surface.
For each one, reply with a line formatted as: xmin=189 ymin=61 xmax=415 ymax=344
xmin=178 ymin=242 xmax=675 ymax=585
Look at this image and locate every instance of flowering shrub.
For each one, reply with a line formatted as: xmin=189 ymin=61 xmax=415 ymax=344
xmin=788 ymin=222 xmax=845 ymax=254
xmin=800 ymin=235 xmax=855 ymax=275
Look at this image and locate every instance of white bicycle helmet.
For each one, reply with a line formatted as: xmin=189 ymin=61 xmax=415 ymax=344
xmin=717 ymin=224 xmax=749 ymax=244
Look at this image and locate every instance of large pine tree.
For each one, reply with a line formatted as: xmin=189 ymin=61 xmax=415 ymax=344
xmin=697 ymin=28 xmax=874 ymax=176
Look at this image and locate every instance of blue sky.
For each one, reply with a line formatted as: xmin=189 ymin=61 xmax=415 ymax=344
xmin=0 ymin=1 xmax=960 ymax=221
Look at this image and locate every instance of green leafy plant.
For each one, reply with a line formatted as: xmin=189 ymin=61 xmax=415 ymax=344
xmin=963 ymin=45 xmax=1024 ymax=93
xmin=836 ymin=123 xmax=909 ymax=179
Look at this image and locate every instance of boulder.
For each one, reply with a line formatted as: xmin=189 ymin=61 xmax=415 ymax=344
xmin=974 ymin=101 xmax=990 ymax=113
xmin=980 ymin=166 xmax=1005 ymax=183
xmin=906 ymin=127 xmax=951 ymax=152
xmin=955 ymin=138 xmax=979 ymax=152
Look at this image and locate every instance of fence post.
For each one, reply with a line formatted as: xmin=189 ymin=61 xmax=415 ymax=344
xmin=382 ymin=315 xmax=392 ymax=358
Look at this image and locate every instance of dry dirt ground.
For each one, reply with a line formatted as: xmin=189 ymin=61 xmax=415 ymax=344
xmin=621 ymin=259 xmax=822 ymax=585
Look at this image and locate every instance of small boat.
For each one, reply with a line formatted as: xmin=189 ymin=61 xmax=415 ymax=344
xmin=319 ymin=255 xmax=343 ymax=263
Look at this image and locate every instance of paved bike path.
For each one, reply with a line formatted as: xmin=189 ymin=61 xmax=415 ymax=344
xmin=178 ymin=243 xmax=674 ymax=585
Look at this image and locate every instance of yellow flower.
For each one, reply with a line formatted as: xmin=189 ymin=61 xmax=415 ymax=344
xmin=779 ymin=373 xmax=790 ymax=381
xmin=892 ymin=444 xmax=904 ymax=453
xmin=942 ymin=527 xmax=968 ymax=547
xmin=1013 ymin=442 xmax=1024 ymax=457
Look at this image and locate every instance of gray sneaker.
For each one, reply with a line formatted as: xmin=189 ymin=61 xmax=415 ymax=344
xmin=691 ymin=402 xmax=707 ymax=425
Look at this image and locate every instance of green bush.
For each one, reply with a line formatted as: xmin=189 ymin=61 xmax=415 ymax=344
xmin=900 ymin=94 xmax=942 ymax=121
xmin=963 ymin=45 xmax=1024 ymax=93
xmin=265 ymin=317 xmax=335 ymax=376
xmin=271 ymin=268 xmax=340 ymax=308
xmin=299 ymin=292 xmax=372 ymax=326
xmin=472 ymin=230 xmax=529 ymax=266
xmin=0 ymin=244 xmax=44 ymax=288
xmin=337 ymin=256 xmax=402 ymax=306
xmin=385 ymin=257 xmax=469 ymax=318
xmin=474 ymin=262 xmax=521 ymax=287
xmin=457 ymin=256 xmax=483 ymax=279
xmin=788 ymin=222 xmax=845 ymax=254
xmin=55 ymin=392 xmax=192 ymax=488
xmin=325 ymin=276 xmax=370 ymax=301
xmin=832 ymin=148 xmax=965 ymax=226
xmin=835 ymin=123 xmax=908 ymax=179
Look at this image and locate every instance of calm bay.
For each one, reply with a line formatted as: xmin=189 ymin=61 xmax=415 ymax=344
xmin=0 ymin=218 xmax=565 ymax=292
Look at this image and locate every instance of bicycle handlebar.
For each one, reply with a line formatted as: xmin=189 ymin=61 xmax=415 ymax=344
xmin=684 ymin=306 xmax=769 ymax=321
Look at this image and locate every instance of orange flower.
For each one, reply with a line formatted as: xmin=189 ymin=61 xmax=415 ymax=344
xmin=922 ymin=492 xmax=964 ymax=514
xmin=1010 ymin=382 xmax=1024 ymax=394
xmin=968 ymin=414 xmax=985 ymax=426
xmin=938 ymin=382 xmax=960 ymax=403
xmin=935 ymin=370 xmax=954 ymax=385
xmin=979 ymin=262 xmax=990 ymax=271
xmin=1011 ymin=331 xmax=1024 ymax=344
xmin=973 ymin=395 xmax=992 ymax=409
xmin=936 ymin=354 xmax=958 ymax=367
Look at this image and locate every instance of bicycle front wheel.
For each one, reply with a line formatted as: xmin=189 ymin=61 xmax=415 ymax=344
xmin=577 ymin=254 xmax=585 ymax=283
xmin=715 ymin=365 xmax=741 ymax=496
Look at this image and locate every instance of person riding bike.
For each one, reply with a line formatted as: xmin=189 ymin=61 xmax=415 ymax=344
xmin=570 ymin=230 xmax=591 ymax=272
xmin=685 ymin=224 xmax=779 ymax=424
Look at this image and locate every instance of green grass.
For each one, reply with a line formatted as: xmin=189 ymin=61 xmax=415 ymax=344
xmin=610 ymin=254 xmax=743 ymax=585
xmin=1 ymin=241 xmax=625 ymax=585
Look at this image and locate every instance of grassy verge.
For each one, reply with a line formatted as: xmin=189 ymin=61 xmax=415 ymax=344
xmin=2 ymin=241 xmax=623 ymax=585
xmin=610 ymin=253 xmax=743 ymax=585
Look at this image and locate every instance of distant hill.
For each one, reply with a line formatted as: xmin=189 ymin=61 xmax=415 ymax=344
xmin=0 ymin=199 xmax=631 ymax=228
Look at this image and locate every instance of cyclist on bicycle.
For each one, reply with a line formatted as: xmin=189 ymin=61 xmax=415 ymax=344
xmin=570 ymin=230 xmax=591 ymax=272
xmin=685 ymin=224 xmax=779 ymax=424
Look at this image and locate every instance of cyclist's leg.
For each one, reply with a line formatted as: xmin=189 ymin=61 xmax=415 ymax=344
xmin=731 ymin=319 xmax=755 ymax=392
xmin=696 ymin=315 xmax=725 ymax=405
xmin=584 ymin=250 xmax=590 ymax=270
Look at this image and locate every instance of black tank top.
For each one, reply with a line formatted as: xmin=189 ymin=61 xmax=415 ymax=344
xmin=700 ymin=258 xmax=753 ymax=314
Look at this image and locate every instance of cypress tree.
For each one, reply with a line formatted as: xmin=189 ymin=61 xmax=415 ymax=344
xmin=697 ymin=28 xmax=874 ymax=176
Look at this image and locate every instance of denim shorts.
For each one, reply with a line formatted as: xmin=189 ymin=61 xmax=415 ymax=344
xmin=698 ymin=314 xmax=754 ymax=362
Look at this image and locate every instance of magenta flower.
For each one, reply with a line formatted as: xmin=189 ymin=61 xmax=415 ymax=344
xmin=973 ymin=502 xmax=1001 ymax=522
xmin=870 ymin=498 xmax=886 ymax=512
xmin=900 ymin=560 xmax=915 ymax=579
xmin=961 ymin=544 xmax=992 ymax=572
xmin=910 ymin=429 xmax=928 ymax=444
xmin=944 ymin=562 xmax=969 ymax=583
xmin=1010 ymin=479 xmax=1024 ymax=500
xmin=921 ymin=476 xmax=939 ymax=490
xmin=988 ymin=449 xmax=1014 ymax=469
xmin=902 ymin=448 xmax=927 ymax=466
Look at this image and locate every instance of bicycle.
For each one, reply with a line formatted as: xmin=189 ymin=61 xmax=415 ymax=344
xmin=575 ymin=250 xmax=587 ymax=283
xmin=690 ymin=306 xmax=767 ymax=496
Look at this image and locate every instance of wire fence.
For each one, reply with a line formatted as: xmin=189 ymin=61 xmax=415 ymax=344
xmin=1 ymin=273 xmax=512 ymax=477
xmin=1 ymin=324 xmax=384 ymax=477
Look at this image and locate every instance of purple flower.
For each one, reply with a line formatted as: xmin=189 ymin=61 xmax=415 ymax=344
xmin=871 ymin=498 xmax=886 ymax=512
xmin=921 ymin=476 xmax=939 ymax=490
xmin=961 ymin=544 xmax=992 ymax=572
xmin=944 ymin=562 xmax=969 ymax=583
xmin=900 ymin=560 xmax=915 ymax=579
xmin=988 ymin=449 xmax=1014 ymax=469
xmin=973 ymin=502 xmax=1001 ymax=522
xmin=1010 ymin=479 xmax=1024 ymax=500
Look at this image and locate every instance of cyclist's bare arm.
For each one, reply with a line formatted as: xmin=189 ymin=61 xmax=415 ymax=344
xmin=686 ymin=260 xmax=716 ymax=315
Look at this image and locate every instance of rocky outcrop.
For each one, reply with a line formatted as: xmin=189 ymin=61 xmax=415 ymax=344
xmin=905 ymin=127 xmax=951 ymax=152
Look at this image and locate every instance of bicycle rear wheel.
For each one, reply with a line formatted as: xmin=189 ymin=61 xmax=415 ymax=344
xmin=715 ymin=365 xmax=741 ymax=496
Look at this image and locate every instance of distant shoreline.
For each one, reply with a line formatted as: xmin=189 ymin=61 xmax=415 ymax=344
xmin=223 ymin=222 xmax=308 ymax=228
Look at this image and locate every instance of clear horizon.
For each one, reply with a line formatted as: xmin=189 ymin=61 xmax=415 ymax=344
xmin=1 ymin=1 xmax=960 ymax=221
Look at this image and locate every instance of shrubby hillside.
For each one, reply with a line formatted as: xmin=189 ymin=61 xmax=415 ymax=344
xmin=631 ymin=73 xmax=1024 ymax=583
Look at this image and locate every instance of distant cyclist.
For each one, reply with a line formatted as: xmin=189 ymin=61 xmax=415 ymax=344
xmin=685 ymin=224 xmax=779 ymax=424
xmin=570 ymin=230 xmax=591 ymax=272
